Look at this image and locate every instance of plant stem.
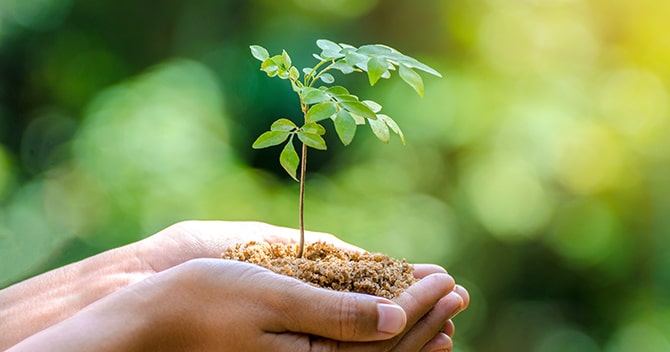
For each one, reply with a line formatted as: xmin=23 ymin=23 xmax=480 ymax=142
xmin=306 ymin=60 xmax=327 ymax=86
xmin=297 ymin=142 xmax=307 ymax=258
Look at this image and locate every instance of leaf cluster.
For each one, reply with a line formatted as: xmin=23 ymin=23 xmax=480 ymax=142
xmin=251 ymin=39 xmax=441 ymax=180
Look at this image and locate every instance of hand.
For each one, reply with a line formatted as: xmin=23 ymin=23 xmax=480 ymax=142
xmin=1 ymin=220 xmax=469 ymax=351
xmin=139 ymin=221 xmax=470 ymax=351
xmin=134 ymin=220 xmax=368 ymax=272
xmin=0 ymin=220 xmax=377 ymax=348
xmin=8 ymin=258 xmax=466 ymax=352
xmin=141 ymin=221 xmax=470 ymax=351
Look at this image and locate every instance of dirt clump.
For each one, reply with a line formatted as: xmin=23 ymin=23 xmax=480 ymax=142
xmin=221 ymin=241 xmax=416 ymax=299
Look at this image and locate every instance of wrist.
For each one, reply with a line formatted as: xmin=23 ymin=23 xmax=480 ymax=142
xmin=6 ymin=284 xmax=156 ymax=352
xmin=0 ymin=243 xmax=152 ymax=349
xmin=87 ymin=262 xmax=201 ymax=351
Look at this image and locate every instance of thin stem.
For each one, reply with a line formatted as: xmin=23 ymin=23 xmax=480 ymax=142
xmin=297 ymin=142 xmax=307 ymax=258
xmin=305 ymin=60 xmax=328 ymax=86
xmin=311 ymin=62 xmax=336 ymax=86
xmin=293 ymin=59 xmax=335 ymax=258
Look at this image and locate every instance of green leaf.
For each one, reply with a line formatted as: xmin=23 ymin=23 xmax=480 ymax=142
xmin=281 ymin=50 xmax=292 ymax=68
xmin=250 ymin=45 xmax=269 ymax=61
xmin=399 ymin=64 xmax=424 ymax=97
xmin=378 ymin=114 xmax=405 ymax=144
xmin=387 ymin=52 xmax=442 ymax=77
xmin=357 ymin=44 xmax=394 ymax=57
xmin=367 ymin=56 xmax=388 ymax=85
xmin=345 ymin=51 xmax=369 ymax=70
xmin=334 ymin=94 xmax=359 ymax=102
xmin=319 ymin=73 xmax=335 ymax=84
xmin=316 ymin=39 xmax=344 ymax=59
xmin=334 ymin=110 xmax=357 ymax=146
xmin=306 ymin=102 xmax=337 ymax=122
xmin=298 ymin=132 xmax=327 ymax=150
xmin=368 ymin=117 xmax=390 ymax=143
xmin=252 ymin=131 xmax=290 ymax=149
xmin=289 ymin=66 xmax=300 ymax=81
xmin=264 ymin=53 xmax=292 ymax=79
xmin=331 ymin=61 xmax=355 ymax=74
xmin=260 ymin=58 xmax=279 ymax=77
xmin=326 ymin=86 xmax=350 ymax=96
xmin=301 ymin=87 xmax=330 ymax=104
xmin=270 ymin=118 xmax=297 ymax=132
xmin=278 ymin=71 xmax=289 ymax=79
xmin=317 ymin=39 xmax=341 ymax=52
xmin=279 ymin=138 xmax=300 ymax=181
xmin=302 ymin=122 xmax=326 ymax=135
xmin=339 ymin=100 xmax=377 ymax=120
xmin=267 ymin=55 xmax=284 ymax=69
xmin=357 ymin=43 xmax=442 ymax=78
xmin=362 ymin=100 xmax=382 ymax=113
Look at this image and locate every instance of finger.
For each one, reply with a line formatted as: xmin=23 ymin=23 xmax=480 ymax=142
xmin=394 ymin=274 xmax=455 ymax=328
xmin=393 ymin=290 xmax=463 ymax=351
xmin=442 ymin=319 xmax=455 ymax=337
xmin=284 ymin=274 xmax=455 ymax=352
xmin=274 ymin=284 xmax=407 ymax=342
xmin=453 ymin=284 xmax=470 ymax=310
xmin=151 ymin=221 xmax=364 ymax=268
xmin=420 ymin=332 xmax=453 ymax=352
xmin=413 ymin=264 xmax=447 ymax=279
xmin=190 ymin=220 xmax=365 ymax=253
xmin=372 ymin=273 xmax=454 ymax=351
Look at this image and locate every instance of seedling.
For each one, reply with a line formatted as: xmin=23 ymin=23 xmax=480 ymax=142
xmin=251 ymin=39 xmax=441 ymax=257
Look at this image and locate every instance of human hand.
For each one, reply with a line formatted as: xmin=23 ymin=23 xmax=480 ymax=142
xmin=1 ymin=220 xmax=365 ymax=349
xmin=133 ymin=221 xmax=471 ymax=351
xmin=8 ymin=258 xmax=467 ymax=352
xmin=133 ymin=220 xmax=368 ymax=273
xmin=2 ymin=220 xmax=469 ymax=351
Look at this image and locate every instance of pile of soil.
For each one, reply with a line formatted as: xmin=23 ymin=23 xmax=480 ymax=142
xmin=221 ymin=241 xmax=416 ymax=299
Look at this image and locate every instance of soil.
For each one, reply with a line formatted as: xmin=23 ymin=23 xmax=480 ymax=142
xmin=221 ymin=241 xmax=416 ymax=299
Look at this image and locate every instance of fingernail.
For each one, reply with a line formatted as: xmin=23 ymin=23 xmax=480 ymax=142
xmin=454 ymin=285 xmax=470 ymax=308
xmin=377 ymin=302 xmax=406 ymax=334
xmin=431 ymin=332 xmax=453 ymax=352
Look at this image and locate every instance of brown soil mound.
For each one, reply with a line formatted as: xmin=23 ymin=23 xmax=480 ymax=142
xmin=221 ymin=241 xmax=416 ymax=299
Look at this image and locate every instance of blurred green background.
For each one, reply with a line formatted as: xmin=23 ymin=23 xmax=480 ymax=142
xmin=1 ymin=0 xmax=670 ymax=350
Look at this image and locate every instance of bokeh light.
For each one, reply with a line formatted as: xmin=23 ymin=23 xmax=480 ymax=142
xmin=2 ymin=0 xmax=670 ymax=351
xmin=463 ymin=153 xmax=553 ymax=240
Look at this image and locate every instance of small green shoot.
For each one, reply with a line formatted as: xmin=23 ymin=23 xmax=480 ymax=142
xmin=251 ymin=39 xmax=441 ymax=257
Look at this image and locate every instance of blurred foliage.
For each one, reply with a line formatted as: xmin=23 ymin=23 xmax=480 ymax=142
xmin=1 ymin=0 xmax=670 ymax=351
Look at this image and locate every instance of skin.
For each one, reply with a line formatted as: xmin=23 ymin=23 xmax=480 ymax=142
xmin=1 ymin=221 xmax=469 ymax=351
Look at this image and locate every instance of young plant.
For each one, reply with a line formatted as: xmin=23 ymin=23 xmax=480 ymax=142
xmin=251 ymin=39 xmax=441 ymax=257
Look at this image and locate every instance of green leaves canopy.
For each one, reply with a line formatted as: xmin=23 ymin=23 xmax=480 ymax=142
xmin=250 ymin=40 xmax=440 ymax=180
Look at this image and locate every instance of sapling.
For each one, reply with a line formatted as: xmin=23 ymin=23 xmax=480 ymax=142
xmin=250 ymin=39 xmax=441 ymax=258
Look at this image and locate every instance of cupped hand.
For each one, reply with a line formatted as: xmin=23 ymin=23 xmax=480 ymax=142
xmin=9 ymin=258 xmax=465 ymax=352
xmin=133 ymin=220 xmax=471 ymax=351
xmin=3 ymin=220 xmax=469 ymax=352
xmin=134 ymin=220 xmax=366 ymax=273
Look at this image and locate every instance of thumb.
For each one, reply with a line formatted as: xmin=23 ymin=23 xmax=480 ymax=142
xmin=276 ymin=285 xmax=407 ymax=342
